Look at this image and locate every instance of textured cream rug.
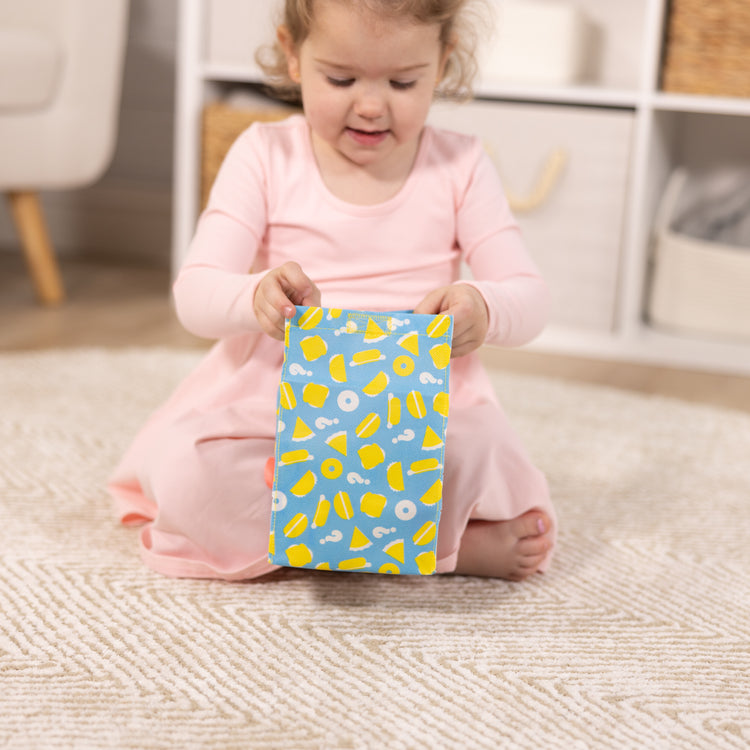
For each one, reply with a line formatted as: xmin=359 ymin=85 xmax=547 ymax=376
xmin=1 ymin=348 xmax=749 ymax=749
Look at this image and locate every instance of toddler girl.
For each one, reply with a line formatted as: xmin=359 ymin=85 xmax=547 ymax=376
xmin=109 ymin=0 xmax=556 ymax=581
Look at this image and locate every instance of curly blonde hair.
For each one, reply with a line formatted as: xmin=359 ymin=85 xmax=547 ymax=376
xmin=255 ymin=0 xmax=487 ymax=102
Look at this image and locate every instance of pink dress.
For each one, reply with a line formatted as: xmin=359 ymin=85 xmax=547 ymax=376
xmin=109 ymin=115 xmax=556 ymax=579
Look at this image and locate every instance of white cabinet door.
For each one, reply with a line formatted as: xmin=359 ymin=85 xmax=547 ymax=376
xmin=431 ymin=100 xmax=634 ymax=332
xmin=205 ymin=0 xmax=280 ymax=68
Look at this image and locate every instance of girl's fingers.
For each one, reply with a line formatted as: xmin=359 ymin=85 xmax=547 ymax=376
xmin=413 ymin=288 xmax=448 ymax=316
xmin=254 ymin=262 xmax=320 ymax=340
xmin=415 ymin=284 xmax=489 ymax=358
xmin=279 ymin=262 xmax=318 ymax=308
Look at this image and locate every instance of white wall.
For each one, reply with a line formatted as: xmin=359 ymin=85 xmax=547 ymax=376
xmin=0 ymin=0 xmax=178 ymax=268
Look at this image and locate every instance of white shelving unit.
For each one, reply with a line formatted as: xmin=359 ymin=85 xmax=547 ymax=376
xmin=173 ymin=0 xmax=750 ymax=375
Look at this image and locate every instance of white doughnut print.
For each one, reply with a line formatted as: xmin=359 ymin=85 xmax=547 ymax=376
xmin=395 ymin=499 xmax=417 ymax=521
xmin=337 ymin=389 xmax=360 ymax=413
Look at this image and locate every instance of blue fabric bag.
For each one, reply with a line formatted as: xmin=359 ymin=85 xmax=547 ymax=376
xmin=268 ymin=306 xmax=453 ymax=575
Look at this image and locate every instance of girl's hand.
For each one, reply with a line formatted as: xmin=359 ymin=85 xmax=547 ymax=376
xmin=414 ymin=284 xmax=489 ymax=358
xmin=254 ymin=261 xmax=321 ymax=340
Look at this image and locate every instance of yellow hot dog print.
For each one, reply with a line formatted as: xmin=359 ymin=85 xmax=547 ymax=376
xmin=312 ymin=497 xmax=331 ymax=528
xmin=338 ymin=557 xmax=370 ymax=571
xmin=279 ymin=449 xmax=312 ymax=465
xmin=387 ymin=395 xmax=401 ymax=427
xmin=279 ymin=382 xmax=296 ymax=410
xmin=351 ymin=349 xmax=384 ymax=366
xmin=409 ymin=458 xmax=442 ymax=475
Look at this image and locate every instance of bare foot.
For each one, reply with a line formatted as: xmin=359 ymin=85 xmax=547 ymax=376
xmin=454 ymin=510 xmax=553 ymax=581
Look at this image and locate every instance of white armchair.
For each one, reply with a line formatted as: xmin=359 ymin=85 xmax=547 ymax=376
xmin=0 ymin=0 xmax=130 ymax=305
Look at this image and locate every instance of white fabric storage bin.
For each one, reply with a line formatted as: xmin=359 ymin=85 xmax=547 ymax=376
xmin=206 ymin=0 xmax=279 ymax=68
xmin=648 ymin=168 xmax=750 ymax=342
xmin=430 ymin=100 xmax=633 ymax=332
xmin=481 ymin=0 xmax=594 ymax=86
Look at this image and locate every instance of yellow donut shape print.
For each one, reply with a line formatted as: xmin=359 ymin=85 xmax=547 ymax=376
xmin=269 ymin=306 xmax=453 ymax=575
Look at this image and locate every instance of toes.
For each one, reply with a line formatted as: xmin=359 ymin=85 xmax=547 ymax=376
xmin=511 ymin=509 xmax=551 ymax=540
xmin=509 ymin=551 xmax=548 ymax=581
xmin=516 ymin=534 xmax=551 ymax=558
xmin=507 ymin=558 xmax=543 ymax=581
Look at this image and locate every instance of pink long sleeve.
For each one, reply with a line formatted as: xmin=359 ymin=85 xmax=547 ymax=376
xmin=454 ymin=143 xmax=550 ymax=347
xmin=172 ymin=129 xmax=270 ymax=340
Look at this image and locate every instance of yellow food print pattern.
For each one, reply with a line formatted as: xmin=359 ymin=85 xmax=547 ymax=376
xmin=269 ymin=306 xmax=453 ymax=575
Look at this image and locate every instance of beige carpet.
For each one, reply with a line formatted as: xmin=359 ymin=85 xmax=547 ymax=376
xmin=1 ymin=348 xmax=749 ymax=749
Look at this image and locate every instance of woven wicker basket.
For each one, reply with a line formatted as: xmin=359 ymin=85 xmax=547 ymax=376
xmin=661 ymin=0 xmax=750 ymax=98
xmin=201 ymin=101 xmax=299 ymax=209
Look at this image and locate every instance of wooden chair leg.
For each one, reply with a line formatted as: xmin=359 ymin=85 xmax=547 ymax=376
xmin=7 ymin=190 xmax=65 ymax=306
